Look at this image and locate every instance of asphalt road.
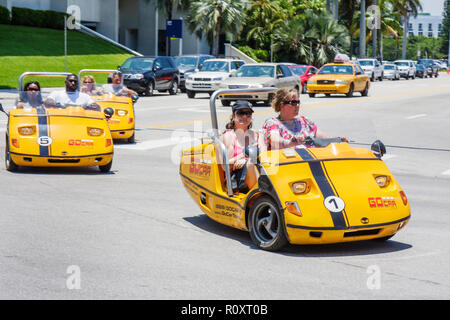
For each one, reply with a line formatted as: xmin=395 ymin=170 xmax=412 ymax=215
xmin=0 ymin=75 xmax=449 ymax=300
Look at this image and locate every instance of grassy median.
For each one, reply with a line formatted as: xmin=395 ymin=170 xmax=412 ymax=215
xmin=0 ymin=24 xmax=134 ymax=88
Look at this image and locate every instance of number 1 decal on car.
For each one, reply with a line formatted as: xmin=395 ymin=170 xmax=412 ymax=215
xmin=324 ymin=196 xmax=345 ymax=212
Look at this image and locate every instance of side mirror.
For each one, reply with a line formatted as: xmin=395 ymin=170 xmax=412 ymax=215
xmin=104 ymin=107 xmax=114 ymax=119
xmin=131 ymin=94 xmax=139 ymax=103
xmin=371 ymin=140 xmax=386 ymax=158
xmin=244 ymin=146 xmax=259 ymax=165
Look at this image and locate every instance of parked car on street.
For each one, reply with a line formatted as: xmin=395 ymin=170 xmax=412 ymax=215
xmin=418 ymin=59 xmax=439 ymax=78
xmin=118 ymin=56 xmax=179 ymax=96
xmin=382 ymin=64 xmax=400 ymax=80
xmin=358 ymin=58 xmax=383 ymax=81
xmin=393 ymin=60 xmax=416 ymax=79
xmin=288 ymin=65 xmax=318 ymax=93
xmin=218 ymin=63 xmax=301 ymax=106
xmin=185 ymin=58 xmax=245 ymax=98
xmin=174 ymin=54 xmax=214 ymax=92
xmin=415 ymin=63 xmax=428 ymax=78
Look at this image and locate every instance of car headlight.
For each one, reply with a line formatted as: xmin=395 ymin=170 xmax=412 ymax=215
xmin=87 ymin=127 xmax=104 ymax=136
xmin=18 ymin=126 xmax=36 ymax=135
xmin=130 ymin=74 xmax=144 ymax=80
xmin=186 ymin=75 xmax=193 ymax=81
xmin=291 ymin=181 xmax=308 ymax=194
xmin=335 ymin=80 xmax=349 ymax=84
xmin=374 ymin=175 xmax=389 ymax=188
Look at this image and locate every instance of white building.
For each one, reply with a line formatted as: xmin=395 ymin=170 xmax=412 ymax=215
xmin=408 ymin=13 xmax=443 ymax=38
xmin=0 ymin=0 xmax=213 ymax=56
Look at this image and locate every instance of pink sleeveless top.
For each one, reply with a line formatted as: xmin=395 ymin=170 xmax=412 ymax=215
xmin=223 ymin=130 xmax=258 ymax=159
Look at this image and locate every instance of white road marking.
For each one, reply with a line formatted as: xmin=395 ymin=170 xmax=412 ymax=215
xmin=406 ymin=114 xmax=427 ymax=120
xmin=382 ymin=154 xmax=397 ymax=160
xmin=178 ymin=107 xmax=228 ymax=113
xmin=442 ymin=169 xmax=450 ymax=176
xmin=114 ymin=137 xmax=199 ymax=151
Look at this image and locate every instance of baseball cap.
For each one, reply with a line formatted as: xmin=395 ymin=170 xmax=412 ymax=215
xmin=231 ymin=100 xmax=254 ymax=113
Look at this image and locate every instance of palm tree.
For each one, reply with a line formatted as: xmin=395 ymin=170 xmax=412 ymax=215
xmin=273 ymin=17 xmax=312 ymax=63
xmin=390 ymin=0 xmax=422 ymax=59
xmin=186 ymin=0 xmax=249 ymax=56
xmin=245 ymin=0 xmax=285 ymax=51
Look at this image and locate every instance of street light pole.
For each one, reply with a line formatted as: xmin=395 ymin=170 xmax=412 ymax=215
xmin=360 ymin=0 xmax=366 ymax=58
xmin=372 ymin=0 xmax=377 ymax=59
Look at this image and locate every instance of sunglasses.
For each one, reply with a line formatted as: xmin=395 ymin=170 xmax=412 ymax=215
xmin=27 ymin=87 xmax=39 ymax=91
xmin=284 ymin=100 xmax=300 ymax=106
xmin=236 ymin=110 xmax=253 ymax=116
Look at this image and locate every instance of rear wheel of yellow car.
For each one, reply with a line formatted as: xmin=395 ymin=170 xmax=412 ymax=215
xmin=346 ymin=83 xmax=354 ymax=97
xmin=249 ymin=196 xmax=288 ymax=251
xmin=5 ymin=138 xmax=19 ymax=172
xmin=99 ymin=160 xmax=112 ymax=173
xmin=361 ymin=83 xmax=369 ymax=96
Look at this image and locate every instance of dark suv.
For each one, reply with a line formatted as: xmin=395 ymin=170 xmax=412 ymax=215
xmin=174 ymin=54 xmax=214 ymax=92
xmin=418 ymin=59 xmax=439 ymax=78
xmin=118 ymin=56 xmax=180 ymax=96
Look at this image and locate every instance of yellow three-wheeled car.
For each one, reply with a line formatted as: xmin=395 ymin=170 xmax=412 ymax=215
xmin=179 ymin=88 xmax=410 ymax=251
xmin=1 ymin=72 xmax=114 ymax=172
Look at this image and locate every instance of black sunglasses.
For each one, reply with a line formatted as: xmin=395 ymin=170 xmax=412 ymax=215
xmin=284 ymin=100 xmax=300 ymax=106
xmin=236 ymin=110 xmax=252 ymax=116
xmin=27 ymin=88 xmax=39 ymax=91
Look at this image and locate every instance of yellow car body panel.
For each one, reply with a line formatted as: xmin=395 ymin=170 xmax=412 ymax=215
xmin=7 ymin=107 xmax=113 ymax=167
xmin=91 ymin=94 xmax=135 ymax=140
xmin=180 ymin=142 xmax=410 ymax=245
xmin=307 ymin=62 xmax=370 ymax=95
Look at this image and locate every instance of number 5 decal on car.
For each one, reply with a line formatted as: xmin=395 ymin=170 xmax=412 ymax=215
xmin=37 ymin=136 xmax=52 ymax=146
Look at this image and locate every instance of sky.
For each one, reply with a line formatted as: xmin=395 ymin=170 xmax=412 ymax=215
xmin=420 ymin=0 xmax=447 ymax=16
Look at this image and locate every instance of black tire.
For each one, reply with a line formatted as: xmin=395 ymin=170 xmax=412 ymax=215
xmin=248 ymin=196 xmax=288 ymax=251
xmin=168 ymin=80 xmax=178 ymax=95
xmin=308 ymin=93 xmax=315 ymax=98
xmin=301 ymin=83 xmax=307 ymax=94
xmin=99 ymin=160 xmax=113 ymax=173
xmin=435 ymin=72 xmax=439 ymax=78
xmin=346 ymin=83 xmax=354 ymax=97
xmin=361 ymin=83 xmax=369 ymax=96
xmin=145 ymin=81 xmax=154 ymax=96
xmin=325 ymin=93 xmax=331 ymax=97
xmin=186 ymin=89 xmax=195 ymax=98
xmin=127 ymin=132 xmax=135 ymax=144
xmin=379 ymin=73 xmax=383 ymax=81
xmin=5 ymin=138 xmax=19 ymax=172
xmin=221 ymin=99 xmax=231 ymax=106
xmin=370 ymin=73 xmax=375 ymax=82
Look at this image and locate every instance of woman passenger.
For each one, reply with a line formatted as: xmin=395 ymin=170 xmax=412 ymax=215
xmin=220 ymin=100 xmax=261 ymax=193
xmin=81 ymin=75 xmax=103 ymax=96
xmin=262 ymin=88 xmax=347 ymax=150
xmin=16 ymin=81 xmax=43 ymax=109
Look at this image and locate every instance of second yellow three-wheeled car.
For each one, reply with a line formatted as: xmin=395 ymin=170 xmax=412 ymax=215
xmin=179 ymin=88 xmax=410 ymax=251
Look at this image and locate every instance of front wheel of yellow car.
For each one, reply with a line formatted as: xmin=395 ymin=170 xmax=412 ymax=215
xmin=5 ymin=139 xmax=19 ymax=172
xmin=99 ymin=160 xmax=113 ymax=173
xmin=249 ymin=196 xmax=288 ymax=251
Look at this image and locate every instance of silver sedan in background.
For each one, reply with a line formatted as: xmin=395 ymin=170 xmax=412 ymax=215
xmin=383 ymin=64 xmax=400 ymax=80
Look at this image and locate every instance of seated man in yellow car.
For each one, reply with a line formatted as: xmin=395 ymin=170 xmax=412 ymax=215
xmin=47 ymin=74 xmax=100 ymax=111
xmin=102 ymin=71 xmax=137 ymax=97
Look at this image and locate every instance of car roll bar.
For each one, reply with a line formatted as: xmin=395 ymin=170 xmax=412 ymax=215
xmin=19 ymin=72 xmax=73 ymax=91
xmin=208 ymin=87 xmax=277 ymax=197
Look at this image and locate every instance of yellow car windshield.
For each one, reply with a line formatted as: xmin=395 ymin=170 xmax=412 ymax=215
xmin=318 ymin=65 xmax=353 ymax=75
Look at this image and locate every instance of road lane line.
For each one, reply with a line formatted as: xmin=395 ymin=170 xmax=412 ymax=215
xmin=114 ymin=137 xmax=199 ymax=151
xmin=406 ymin=114 xmax=427 ymax=120
xmin=139 ymin=85 xmax=450 ymax=129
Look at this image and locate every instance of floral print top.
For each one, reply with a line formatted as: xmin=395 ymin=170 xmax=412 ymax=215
xmin=262 ymin=116 xmax=317 ymax=150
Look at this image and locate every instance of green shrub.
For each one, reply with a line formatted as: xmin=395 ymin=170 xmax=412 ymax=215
xmin=0 ymin=5 xmax=10 ymax=24
xmin=237 ymin=45 xmax=269 ymax=62
xmin=11 ymin=7 xmax=67 ymax=29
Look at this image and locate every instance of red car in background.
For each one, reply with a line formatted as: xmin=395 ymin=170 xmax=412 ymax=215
xmin=289 ymin=65 xmax=318 ymax=93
